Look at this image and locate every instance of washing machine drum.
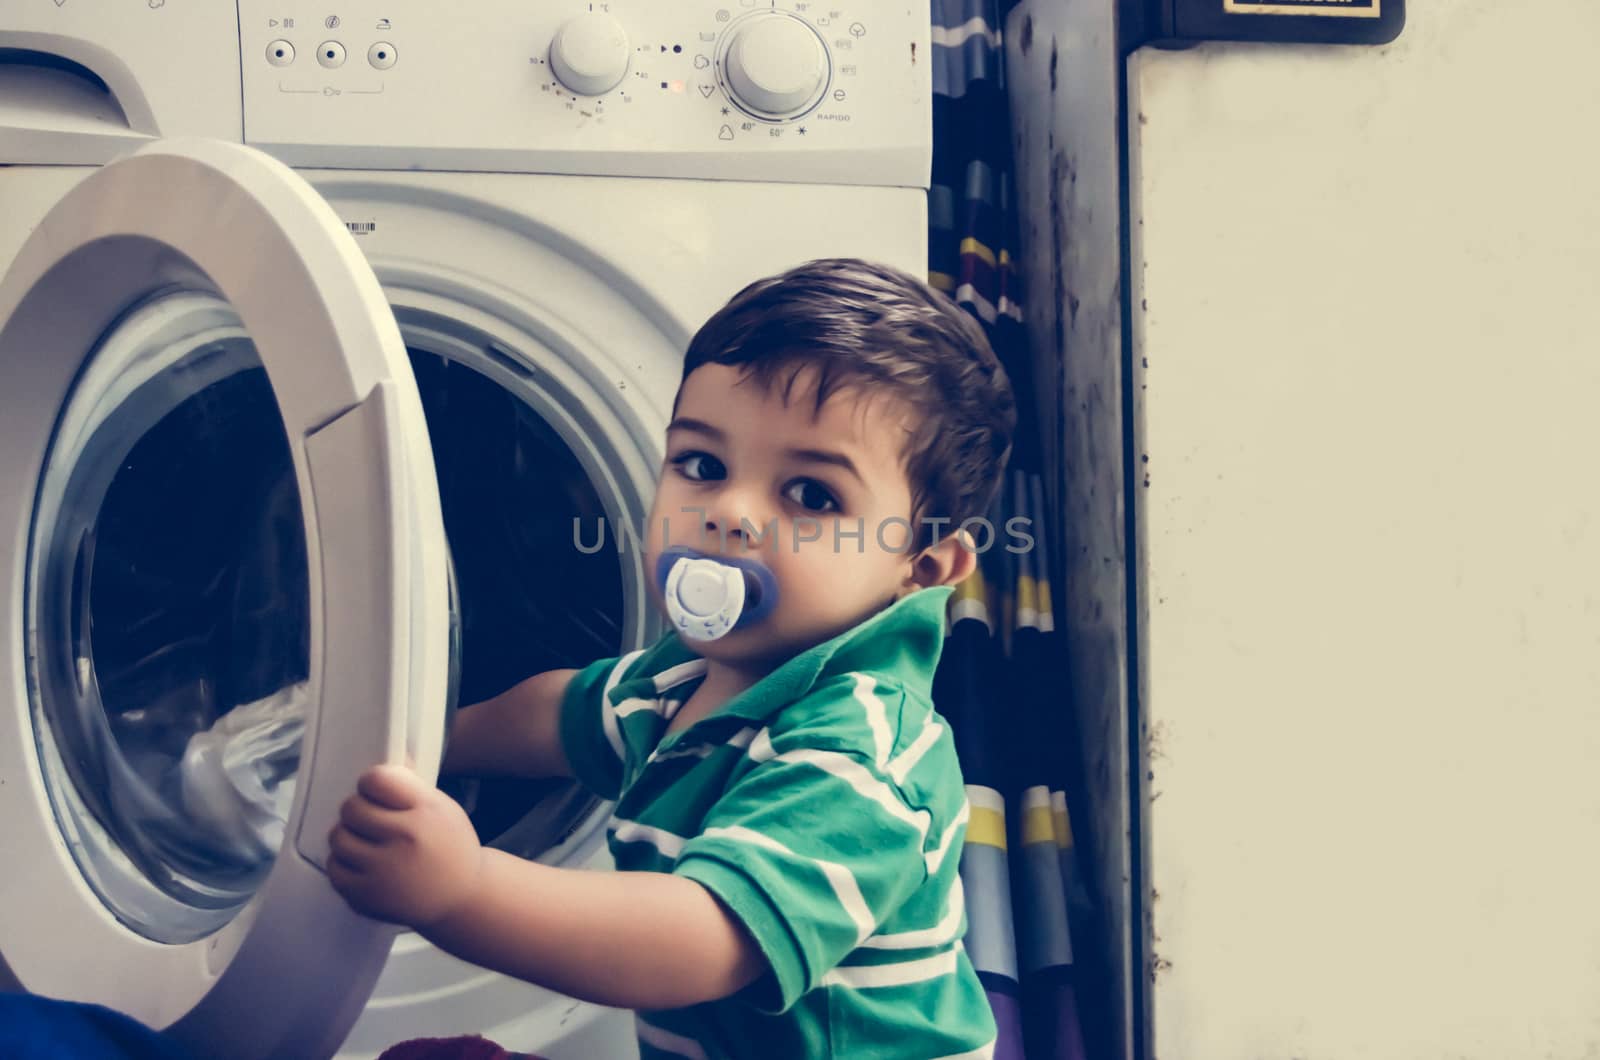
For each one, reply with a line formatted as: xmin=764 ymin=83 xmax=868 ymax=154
xmin=408 ymin=347 xmax=624 ymax=847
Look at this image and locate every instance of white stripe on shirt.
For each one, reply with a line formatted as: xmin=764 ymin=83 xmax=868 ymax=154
xmin=636 ymin=1017 xmax=708 ymax=1059
xmin=614 ymin=696 xmax=665 ymax=719
xmin=702 ymin=825 xmax=876 ymax=943
xmin=653 ymin=658 xmax=709 ymax=692
xmin=925 ymin=799 xmax=970 ymax=874
xmin=599 ymin=650 xmax=645 ymax=760
xmin=861 ymin=877 xmax=965 ymax=951
xmin=821 ymin=945 xmax=962 ymax=988
xmin=851 ymin=672 xmax=895 ymax=769
xmin=610 ymin=819 xmax=686 ymax=859
xmin=931 ymin=1041 xmax=998 ymax=1060
xmin=749 ymin=727 xmax=778 ymax=764
xmin=616 ymin=659 xmax=707 ymax=722
xmin=749 ymin=736 xmax=931 ymax=845
xmin=888 ymin=717 xmax=944 ymax=785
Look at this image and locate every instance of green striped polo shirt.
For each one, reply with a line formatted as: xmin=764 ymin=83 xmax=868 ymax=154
xmin=559 ymin=586 xmax=996 ymax=1059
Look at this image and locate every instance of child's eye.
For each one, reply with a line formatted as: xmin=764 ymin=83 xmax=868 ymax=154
xmin=784 ymin=478 xmax=839 ymax=513
xmin=671 ymin=451 xmax=725 ymax=482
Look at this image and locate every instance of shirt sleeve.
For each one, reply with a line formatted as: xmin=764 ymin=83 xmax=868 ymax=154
xmin=557 ymin=653 xmax=632 ymax=800
xmin=671 ymin=700 xmax=933 ymax=1013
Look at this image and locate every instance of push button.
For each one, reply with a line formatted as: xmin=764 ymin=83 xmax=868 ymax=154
xmin=317 ymin=41 xmax=347 ymax=68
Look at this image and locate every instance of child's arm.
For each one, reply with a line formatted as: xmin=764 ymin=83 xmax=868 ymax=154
xmin=328 ymin=765 xmax=765 ymax=1011
xmin=429 ymin=847 xmax=765 ymax=1009
xmin=439 ymin=669 xmax=577 ymax=779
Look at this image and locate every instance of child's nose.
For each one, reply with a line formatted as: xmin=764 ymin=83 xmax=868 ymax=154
xmin=704 ymin=487 xmax=769 ymax=547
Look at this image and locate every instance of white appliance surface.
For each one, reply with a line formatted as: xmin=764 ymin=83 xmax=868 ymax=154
xmin=0 ymin=2 xmax=241 ymax=159
xmin=0 ymin=2 xmax=930 ymax=1057
xmin=1130 ymin=2 xmax=1600 ymax=1057
xmin=236 ymin=0 xmax=929 ymax=184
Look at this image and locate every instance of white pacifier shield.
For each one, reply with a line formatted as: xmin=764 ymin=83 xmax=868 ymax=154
xmin=666 ymin=557 xmax=746 ymax=641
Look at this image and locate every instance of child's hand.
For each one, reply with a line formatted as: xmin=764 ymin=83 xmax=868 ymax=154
xmin=327 ymin=763 xmax=485 ymax=929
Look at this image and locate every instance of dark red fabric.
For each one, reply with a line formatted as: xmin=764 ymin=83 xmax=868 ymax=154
xmin=376 ymin=1036 xmax=548 ymax=1060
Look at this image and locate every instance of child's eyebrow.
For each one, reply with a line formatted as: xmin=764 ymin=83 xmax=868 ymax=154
xmin=666 ymin=417 xmax=724 ymax=440
xmin=787 ymin=448 xmax=864 ymax=484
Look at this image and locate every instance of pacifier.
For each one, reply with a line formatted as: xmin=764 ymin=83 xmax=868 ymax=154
xmin=656 ymin=546 xmax=780 ymax=642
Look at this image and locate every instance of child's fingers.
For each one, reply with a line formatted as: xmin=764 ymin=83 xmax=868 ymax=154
xmin=356 ymin=762 xmax=423 ymax=810
xmin=327 ymin=854 xmax=354 ymax=891
xmin=338 ymin=793 xmax=410 ymax=842
xmin=326 ymin=852 xmax=370 ymax=901
xmin=328 ymin=824 xmax=383 ymax=869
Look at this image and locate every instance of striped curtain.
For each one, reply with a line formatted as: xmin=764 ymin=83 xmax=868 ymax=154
xmin=929 ymin=4 xmax=1099 ymax=1058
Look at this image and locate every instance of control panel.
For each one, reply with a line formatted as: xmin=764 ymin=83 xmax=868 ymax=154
xmin=237 ymin=1 xmax=930 ymax=187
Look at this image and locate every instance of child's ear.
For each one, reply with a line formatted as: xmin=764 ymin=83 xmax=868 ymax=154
xmin=905 ymin=529 xmax=978 ymax=591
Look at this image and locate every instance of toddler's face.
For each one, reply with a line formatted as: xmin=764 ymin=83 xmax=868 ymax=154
xmin=643 ymin=363 xmax=927 ymax=670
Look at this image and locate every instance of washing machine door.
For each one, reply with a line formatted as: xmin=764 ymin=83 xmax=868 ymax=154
xmin=0 ymin=140 xmax=451 ymax=1058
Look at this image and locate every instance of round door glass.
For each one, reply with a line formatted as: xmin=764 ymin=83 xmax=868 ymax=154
xmin=27 ymin=292 xmax=316 ymax=942
xmin=24 ymin=286 xmax=643 ymax=944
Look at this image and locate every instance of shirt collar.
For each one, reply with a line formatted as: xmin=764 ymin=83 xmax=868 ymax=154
xmin=632 ymin=586 xmax=954 ymax=725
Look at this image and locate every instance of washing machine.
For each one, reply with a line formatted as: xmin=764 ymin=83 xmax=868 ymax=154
xmin=0 ymin=3 xmax=929 ymax=1058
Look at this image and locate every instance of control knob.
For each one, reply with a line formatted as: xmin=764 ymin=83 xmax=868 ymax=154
xmin=723 ymin=14 xmax=828 ymax=117
xmin=549 ymin=11 xmax=631 ymax=95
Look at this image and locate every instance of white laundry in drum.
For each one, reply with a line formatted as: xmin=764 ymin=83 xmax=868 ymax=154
xmin=177 ymin=683 xmax=307 ymax=866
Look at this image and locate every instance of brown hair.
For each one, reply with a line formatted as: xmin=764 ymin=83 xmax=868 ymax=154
xmin=678 ymin=258 xmax=1016 ymax=541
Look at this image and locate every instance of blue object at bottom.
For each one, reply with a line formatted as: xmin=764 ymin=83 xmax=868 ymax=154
xmin=0 ymin=993 xmax=197 ymax=1060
